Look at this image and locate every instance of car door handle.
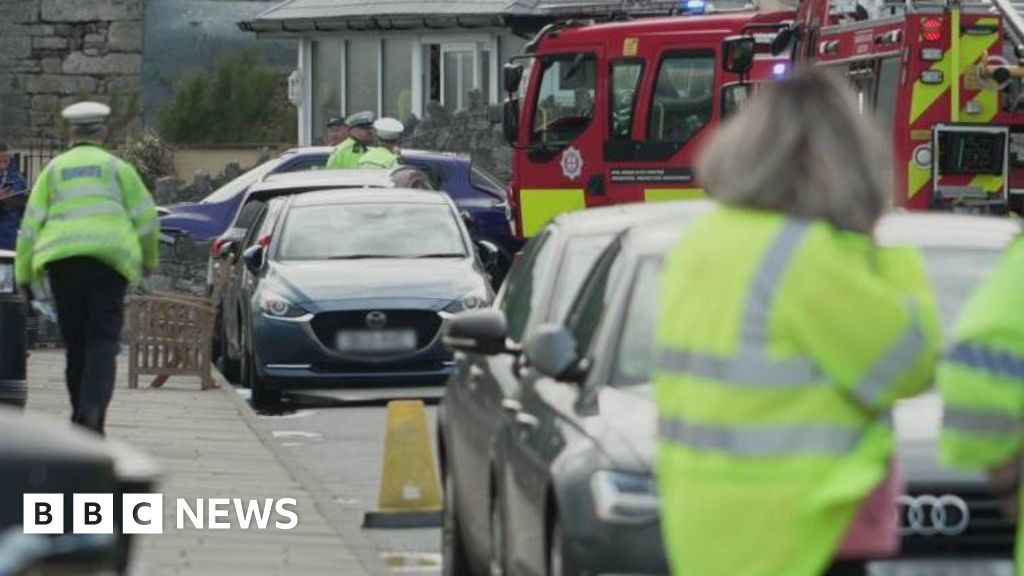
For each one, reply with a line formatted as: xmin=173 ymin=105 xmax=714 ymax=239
xmin=515 ymin=412 xmax=539 ymax=430
xmin=501 ymin=398 xmax=522 ymax=415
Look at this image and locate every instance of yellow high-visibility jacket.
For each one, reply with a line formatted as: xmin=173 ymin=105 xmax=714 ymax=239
xmin=655 ymin=206 xmax=940 ymax=576
xmin=325 ymin=137 xmax=366 ymax=170
xmin=937 ymin=237 xmax=1024 ymax=575
xmin=15 ymin=144 xmax=158 ymax=289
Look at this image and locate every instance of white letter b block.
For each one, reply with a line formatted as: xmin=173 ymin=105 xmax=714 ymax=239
xmin=74 ymin=494 xmax=113 ymax=534
xmin=24 ymin=494 xmax=63 ymax=534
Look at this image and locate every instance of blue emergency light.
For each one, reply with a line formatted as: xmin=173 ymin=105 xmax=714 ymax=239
xmin=772 ymin=63 xmax=788 ymax=76
xmin=682 ymin=0 xmax=706 ymax=14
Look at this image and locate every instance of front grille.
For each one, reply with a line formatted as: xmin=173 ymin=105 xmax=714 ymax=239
xmin=310 ymin=309 xmax=442 ymax=352
xmin=313 ymin=359 xmax=449 ymax=374
xmin=899 ymin=483 xmax=1016 ymax=558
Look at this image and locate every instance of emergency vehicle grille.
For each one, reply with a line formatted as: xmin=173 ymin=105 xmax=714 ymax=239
xmin=899 ymin=483 xmax=1016 ymax=558
xmin=310 ymin=309 xmax=442 ymax=351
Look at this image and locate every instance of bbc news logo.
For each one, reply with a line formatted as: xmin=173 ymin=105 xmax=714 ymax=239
xmin=24 ymin=494 xmax=299 ymax=534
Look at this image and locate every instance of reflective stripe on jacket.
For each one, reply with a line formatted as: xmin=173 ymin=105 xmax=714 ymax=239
xmin=937 ymin=236 xmax=1024 ymax=575
xmin=654 ymin=207 xmax=940 ymax=576
xmin=14 ymin=144 xmax=159 ymax=288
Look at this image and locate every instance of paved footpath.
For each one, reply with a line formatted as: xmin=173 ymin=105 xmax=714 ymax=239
xmin=25 ymin=349 xmax=378 ymax=576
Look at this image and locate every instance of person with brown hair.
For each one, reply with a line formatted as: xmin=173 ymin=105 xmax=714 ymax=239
xmin=655 ymin=69 xmax=941 ymax=576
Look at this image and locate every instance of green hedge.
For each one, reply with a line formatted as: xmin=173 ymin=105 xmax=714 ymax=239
xmin=158 ymin=49 xmax=295 ymax=145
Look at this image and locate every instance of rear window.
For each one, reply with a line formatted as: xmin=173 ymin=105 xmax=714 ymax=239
xmin=277 ymin=203 xmax=467 ymax=260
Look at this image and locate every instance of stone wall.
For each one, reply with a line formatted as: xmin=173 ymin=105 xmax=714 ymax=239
xmin=406 ymin=90 xmax=512 ymax=182
xmin=0 ymin=0 xmax=144 ymax=146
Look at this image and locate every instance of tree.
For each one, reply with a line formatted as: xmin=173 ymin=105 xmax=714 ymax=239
xmin=158 ymin=48 xmax=295 ymax=145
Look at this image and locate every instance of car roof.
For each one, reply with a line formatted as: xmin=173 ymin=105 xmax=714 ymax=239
xmin=253 ymin=169 xmax=399 ymax=192
xmin=551 ymin=200 xmax=715 ymax=236
xmin=288 ymin=187 xmax=452 ymax=207
xmin=280 ymin=146 xmax=470 ymax=165
xmin=619 ymin=219 xmax=692 ymax=256
xmin=876 ymin=212 xmax=1021 ymax=248
xmin=281 ymin=146 xmax=333 ymax=156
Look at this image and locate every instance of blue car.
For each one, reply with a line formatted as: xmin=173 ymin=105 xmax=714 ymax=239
xmin=159 ymin=147 xmax=518 ymax=261
xmin=235 ymin=187 xmax=494 ymax=409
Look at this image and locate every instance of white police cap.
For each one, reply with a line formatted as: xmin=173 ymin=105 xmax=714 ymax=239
xmin=61 ymin=101 xmax=111 ymax=125
xmin=345 ymin=111 xmax=376 ymax=129
xmin=374 ymin=118 xmax=405 ymax=142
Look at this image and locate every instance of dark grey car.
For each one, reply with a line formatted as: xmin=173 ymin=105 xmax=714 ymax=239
xmin=438 ymin=201 xmax=712 ymax=576
xmin=471 ymin=213 xmax=1018 ymax=576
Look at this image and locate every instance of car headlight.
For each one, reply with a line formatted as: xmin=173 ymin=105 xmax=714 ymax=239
xmin=591 ymin=471 xmax=659 ymax=525
xmin=0 ymin=263 xmax=14 ymax=294
xmin=444 ymin=290 xmax=491 ymax=313
xmin=258 ymin=292 xmax=308 ymax=319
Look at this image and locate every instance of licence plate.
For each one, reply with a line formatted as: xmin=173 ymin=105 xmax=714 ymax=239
xmin=336 ymin=330 xmax=417 ymax=353
xmin=870 ymin=559 xmax=1013 ymax=576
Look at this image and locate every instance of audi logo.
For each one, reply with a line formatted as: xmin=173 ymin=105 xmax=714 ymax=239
xmin=897 ymin=494 xmax=970 ymax=537
xmin=365 ymin=311 xmax=388 ymax=329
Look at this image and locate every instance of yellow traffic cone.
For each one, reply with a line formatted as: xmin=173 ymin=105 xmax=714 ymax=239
xmin=363 ymin=400 xmax=443 ymax=528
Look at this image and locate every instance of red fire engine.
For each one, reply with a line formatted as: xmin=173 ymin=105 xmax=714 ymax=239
xmin=796 ymin=0 xmax=1024 ymax=212
xmin=502 ymin=0 xmax=1024 ymax=237
xmin=501 ymin=8 xmax=793 ymax=237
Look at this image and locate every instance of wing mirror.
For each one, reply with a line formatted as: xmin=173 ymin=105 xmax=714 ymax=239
xmin=474 ymin=240 xmax=503 ymax=289
xmin=215 ymin=240 xmax=238 ymax=260
xmin=523 ymin=324 xmax=586 ymax=382
xmin=242 ymin=245 xmax=265 ymax=274
xmin=503 ymin=63 xmax=524 ymax=94
xmin=502 ymin=98 xmax=521 ymax=145
xmin=722 ymin=35 xmax=756 ymax=75
xmin=443 ymin=309 xmax=511 ymax=356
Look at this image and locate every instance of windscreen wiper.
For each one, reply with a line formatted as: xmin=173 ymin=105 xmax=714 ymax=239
xmin=414 ymin=253 xmax=466 ymax=258
xmin=327 ymin=254 xmax=403 ymax=260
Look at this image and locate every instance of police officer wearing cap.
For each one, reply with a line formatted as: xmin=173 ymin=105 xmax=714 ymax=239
xmin=326 ymin=115 xmax=349 ymax=147
xmin=14 ymin=101 xmax=158 ymax=435
xmin=325 ymin=111 xmax=376 ymax=169
xmin=358 ymin=118 xmax=405 ymax=170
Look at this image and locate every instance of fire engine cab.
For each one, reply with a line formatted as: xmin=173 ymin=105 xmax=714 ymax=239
xmin=795 ymin=0 xmax=1024 ymax=212
xmin=501 ymin=7 xmax=794 ymax=237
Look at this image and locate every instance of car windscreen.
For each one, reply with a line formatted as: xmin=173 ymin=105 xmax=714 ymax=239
xmin=616 ymin=246 xmax=1004 ymax=395
xmin=201 ymin=158 xmax=280 ymax=204
xmin=276 ymin=203 xmax=467 ymax=260
xmin=550 ymin=233 xmax=615 ymax=321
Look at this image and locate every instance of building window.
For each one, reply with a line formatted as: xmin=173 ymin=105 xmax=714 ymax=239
xmin=311 ymin=39 xmax=343 ymax=145
xmin=420 ymin=40 xmax=495 ymax=113
xmin=443 ymin=45 xmax=475 ymax=111
xmin=346 ymin=38 xmax=379 ymax=115
xmin=383 ymin=37 xmax=414 ymax=121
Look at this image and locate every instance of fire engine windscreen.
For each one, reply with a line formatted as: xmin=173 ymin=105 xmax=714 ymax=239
xmin=531 ymin=53 xmax=597 ymax=146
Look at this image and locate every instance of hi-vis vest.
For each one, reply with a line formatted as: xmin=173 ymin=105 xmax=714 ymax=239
xmin=325 ymin=137 xmax=366 ymax=170
xmin=654 ymin=207 xmax=940 ymax=576
xmin=14 ymin=144 xmax=159 ymax=289
xmin=937 ymin=237 xmax=1024 ymax=575
xmin=358 ymin=147 xmax=398 ymax=169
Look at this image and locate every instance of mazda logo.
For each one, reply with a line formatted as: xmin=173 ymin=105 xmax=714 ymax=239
xmin=365 ymin=311 xmax=387 ymax=329
xmin=897 ymin=494 xmax=970 ymax=536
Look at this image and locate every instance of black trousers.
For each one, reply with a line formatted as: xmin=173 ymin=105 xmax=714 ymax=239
xmin=47 ymin=257 xmax=127 ymax=435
